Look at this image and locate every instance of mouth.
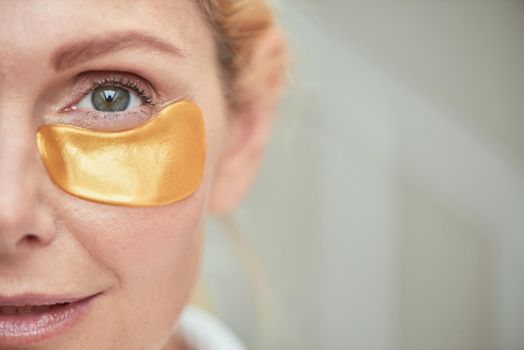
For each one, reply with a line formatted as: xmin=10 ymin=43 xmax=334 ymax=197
xmin=0 ymin=293 xmax=100 ymax=346
xmin=0 ymin=302 xmax=70 ymax=315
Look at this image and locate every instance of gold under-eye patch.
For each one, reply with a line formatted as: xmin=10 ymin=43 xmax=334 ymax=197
xmin=36 ymin=101 xmax=206 ymax=207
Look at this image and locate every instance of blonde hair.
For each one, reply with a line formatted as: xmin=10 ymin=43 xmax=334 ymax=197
xmin=196 ymin=0 xmax=280 ymax=106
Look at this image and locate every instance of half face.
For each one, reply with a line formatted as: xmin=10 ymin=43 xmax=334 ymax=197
xmin=0 ymin=0 xmax=228 ymax=349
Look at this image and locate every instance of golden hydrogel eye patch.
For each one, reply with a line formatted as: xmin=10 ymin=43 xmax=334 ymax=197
xmin=36 ymin=101 xmax=206 ymax=207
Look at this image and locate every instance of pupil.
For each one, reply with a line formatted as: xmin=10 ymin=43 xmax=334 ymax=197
xmin=104 ymin=90 xmax=116 ymax=102
xmin=91 ymin=86 xmax=130 ymax=112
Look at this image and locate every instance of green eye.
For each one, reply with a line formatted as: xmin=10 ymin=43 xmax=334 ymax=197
xmin=91 ymin=86 xmax=130 ymax=112
xmin=77 ymin=85 xmax=142 ymax=113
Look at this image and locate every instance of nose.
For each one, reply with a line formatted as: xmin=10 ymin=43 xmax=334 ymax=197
xmin=0 ymin=116 xmax=56 ymax=258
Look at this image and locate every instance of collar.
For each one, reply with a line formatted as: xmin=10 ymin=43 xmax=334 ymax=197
xmin=174 ymin=306 xmax=246 ymax=350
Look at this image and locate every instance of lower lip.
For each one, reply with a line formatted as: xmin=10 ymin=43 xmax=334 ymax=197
xmin=0 ymin=294 xmax=99 ymax=346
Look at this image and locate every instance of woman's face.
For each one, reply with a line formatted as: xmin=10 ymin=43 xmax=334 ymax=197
xmin=0 ymin=1 xmax=229 ymax=349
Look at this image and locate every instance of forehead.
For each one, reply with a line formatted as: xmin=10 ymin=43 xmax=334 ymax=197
xmin=0 ymin=0 xmax=210 ymax=68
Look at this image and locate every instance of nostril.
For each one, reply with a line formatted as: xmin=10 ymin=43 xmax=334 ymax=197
xmin=0 ymin=206 xmax=57 ymax=254
xmin=17 ymin=234 xmax=41 ymax=248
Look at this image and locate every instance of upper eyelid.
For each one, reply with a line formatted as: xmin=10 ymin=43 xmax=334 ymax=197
xmin=64 ymin=74 xmax=157 ymax=111
xmin=85 ymin=76 xmax=152 ymax=98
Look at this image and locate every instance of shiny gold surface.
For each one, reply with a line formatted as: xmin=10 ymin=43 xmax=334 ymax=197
xmin=36 ymin=101 xmax=206 ymax=207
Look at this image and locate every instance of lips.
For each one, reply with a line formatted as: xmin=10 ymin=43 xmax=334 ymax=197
xmin=0 ymin=293 xmax=100 ymax=346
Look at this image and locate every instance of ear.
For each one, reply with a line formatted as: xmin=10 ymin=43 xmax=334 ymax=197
xmin=209 ymin=27 xmax=288 ymax=214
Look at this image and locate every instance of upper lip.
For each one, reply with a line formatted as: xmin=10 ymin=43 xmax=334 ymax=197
xmin=0 ymin=293 xmax=98 ymax=307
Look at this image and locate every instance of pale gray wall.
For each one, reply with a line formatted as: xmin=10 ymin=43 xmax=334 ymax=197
xmin=199 ymin=1 xmax=524 ymax=349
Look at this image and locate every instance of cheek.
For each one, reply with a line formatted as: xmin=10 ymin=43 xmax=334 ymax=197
xmin=47 ymin=177 xmax=209 ymax=347
xmin=75 ymin=189 xmax=205 ymax=279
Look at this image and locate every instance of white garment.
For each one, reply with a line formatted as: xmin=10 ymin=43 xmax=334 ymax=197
xmin=175 ymin=306 xmax=246 ymax=350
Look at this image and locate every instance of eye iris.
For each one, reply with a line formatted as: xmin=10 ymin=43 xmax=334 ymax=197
xmin=91 ymin=86 xmax=130 ymax=112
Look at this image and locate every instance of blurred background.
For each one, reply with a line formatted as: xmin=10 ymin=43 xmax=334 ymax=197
xmin=198 ymin=1 xmax=524 ymax=349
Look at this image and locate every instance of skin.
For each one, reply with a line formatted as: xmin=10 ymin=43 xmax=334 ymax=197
xmin=0 ymin=1 xmax=286 ymax=349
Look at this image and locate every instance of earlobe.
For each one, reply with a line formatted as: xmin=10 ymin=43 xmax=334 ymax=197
xmin=209 ymin=28 xmax=288 ymax=214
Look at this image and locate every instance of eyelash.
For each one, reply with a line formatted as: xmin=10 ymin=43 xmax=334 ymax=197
xmin=50 ymin=73 xmax=163 ymax=129
xmin=83 ymin=76 xmax=155 ymax=106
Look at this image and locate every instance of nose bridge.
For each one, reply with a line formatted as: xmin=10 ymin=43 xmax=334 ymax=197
xmin=0 ymin=27 xmax=59 ymax=256
xmin=0 ymin=109 xmax=39 ymax=228
xmin=0 ymin=104 xmax=56 ymax=254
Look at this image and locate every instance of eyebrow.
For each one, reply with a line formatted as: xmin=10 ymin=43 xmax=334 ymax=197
xmin=52 ymin=31 xmax=188 ymax=71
